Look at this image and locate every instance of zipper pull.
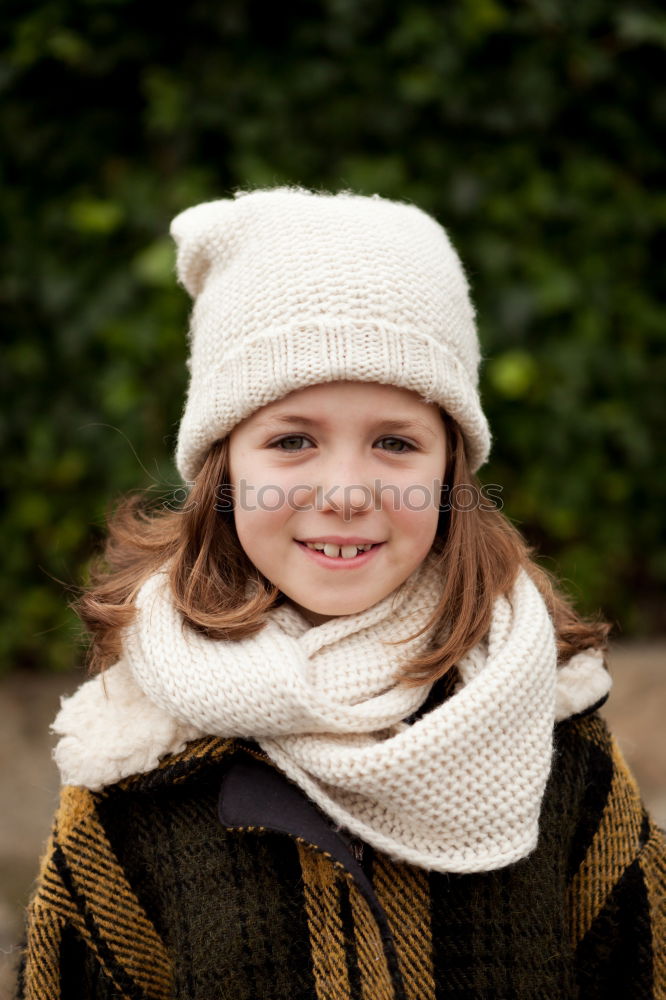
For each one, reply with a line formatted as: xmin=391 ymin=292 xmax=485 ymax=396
xmin=350 ymin=839 xmax=364 ymax=863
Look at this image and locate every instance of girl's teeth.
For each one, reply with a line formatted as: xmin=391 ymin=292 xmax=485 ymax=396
xmin=304 ymin=542 xmax=373 ymax=558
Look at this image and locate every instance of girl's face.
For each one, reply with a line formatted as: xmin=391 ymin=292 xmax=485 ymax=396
xmin=228 ymin=381 xmax=447 ymax=625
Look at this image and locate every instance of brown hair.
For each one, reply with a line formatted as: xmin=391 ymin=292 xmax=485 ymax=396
xmin=73 ymin=413 xmax=610 ymax=683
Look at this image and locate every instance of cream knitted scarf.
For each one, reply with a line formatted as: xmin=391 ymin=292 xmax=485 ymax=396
xmin=54 ymin=549 xmax=611 ymax=874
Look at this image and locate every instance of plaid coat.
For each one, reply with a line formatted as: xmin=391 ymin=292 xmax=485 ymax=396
xmin=16 ymin=707 xmax=666 ymax=1000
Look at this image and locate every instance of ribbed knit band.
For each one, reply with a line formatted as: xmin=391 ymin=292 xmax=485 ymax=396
xmin=170 ymin=186 xmax=492 ymax=482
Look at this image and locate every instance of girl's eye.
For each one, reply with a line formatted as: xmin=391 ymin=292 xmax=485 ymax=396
xmin=271 ymin=435 xmax=415 ymax=453
xmin=377 ymin=436 xmax=414 ymax=453
xmin=272 ymin=435 xmax=312 ymax=451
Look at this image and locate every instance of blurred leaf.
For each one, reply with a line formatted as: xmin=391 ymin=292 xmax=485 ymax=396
xmin=616 ymin=9 xmax=666 ymax=46
xmin=69 ymin=198 xmax=124 ymax=234
xmin=133 ymin=239 xmax=176 ymax=287
xmin=487 ymin=350 xmax=538 ymax=398
xmin=47 ymin=29 xmax=92 ymax=67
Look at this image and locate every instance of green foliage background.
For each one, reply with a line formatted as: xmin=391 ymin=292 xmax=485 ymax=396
xmin=2 ymin=0 xmax=665 ymax=672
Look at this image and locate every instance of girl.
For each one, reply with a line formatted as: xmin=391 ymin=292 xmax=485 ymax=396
xmin=18 ymin=186 xmax=665 ymax=1000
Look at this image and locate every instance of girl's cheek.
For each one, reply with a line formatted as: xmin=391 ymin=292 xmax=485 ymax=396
xmin=286 ymin=484 xmax=313 ymax=512
xmin=257 ymin=486 xmax=283 ymax=511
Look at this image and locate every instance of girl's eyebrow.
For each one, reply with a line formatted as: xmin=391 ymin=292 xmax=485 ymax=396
xmin=257 ymin=414 xmax=436 ymax=438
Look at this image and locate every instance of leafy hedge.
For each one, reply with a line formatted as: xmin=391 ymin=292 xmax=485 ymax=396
xmin=2 ymin=0 xmax=665 ymax=672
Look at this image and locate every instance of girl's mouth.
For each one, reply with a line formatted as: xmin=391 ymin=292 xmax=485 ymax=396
xmin=295 ymin=540 xmax=384 ymax=568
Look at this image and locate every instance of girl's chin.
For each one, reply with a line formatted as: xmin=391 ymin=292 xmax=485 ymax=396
xmin=286 ymin=592 xmax=383 ymax=624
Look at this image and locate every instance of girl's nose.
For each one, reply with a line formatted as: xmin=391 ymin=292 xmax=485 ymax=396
xmin=316 ymin=478 xmax=375 ymax=517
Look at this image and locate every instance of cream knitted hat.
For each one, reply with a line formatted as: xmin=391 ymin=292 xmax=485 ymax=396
xmin=170 ymin=185 xmax=491 ymax=482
